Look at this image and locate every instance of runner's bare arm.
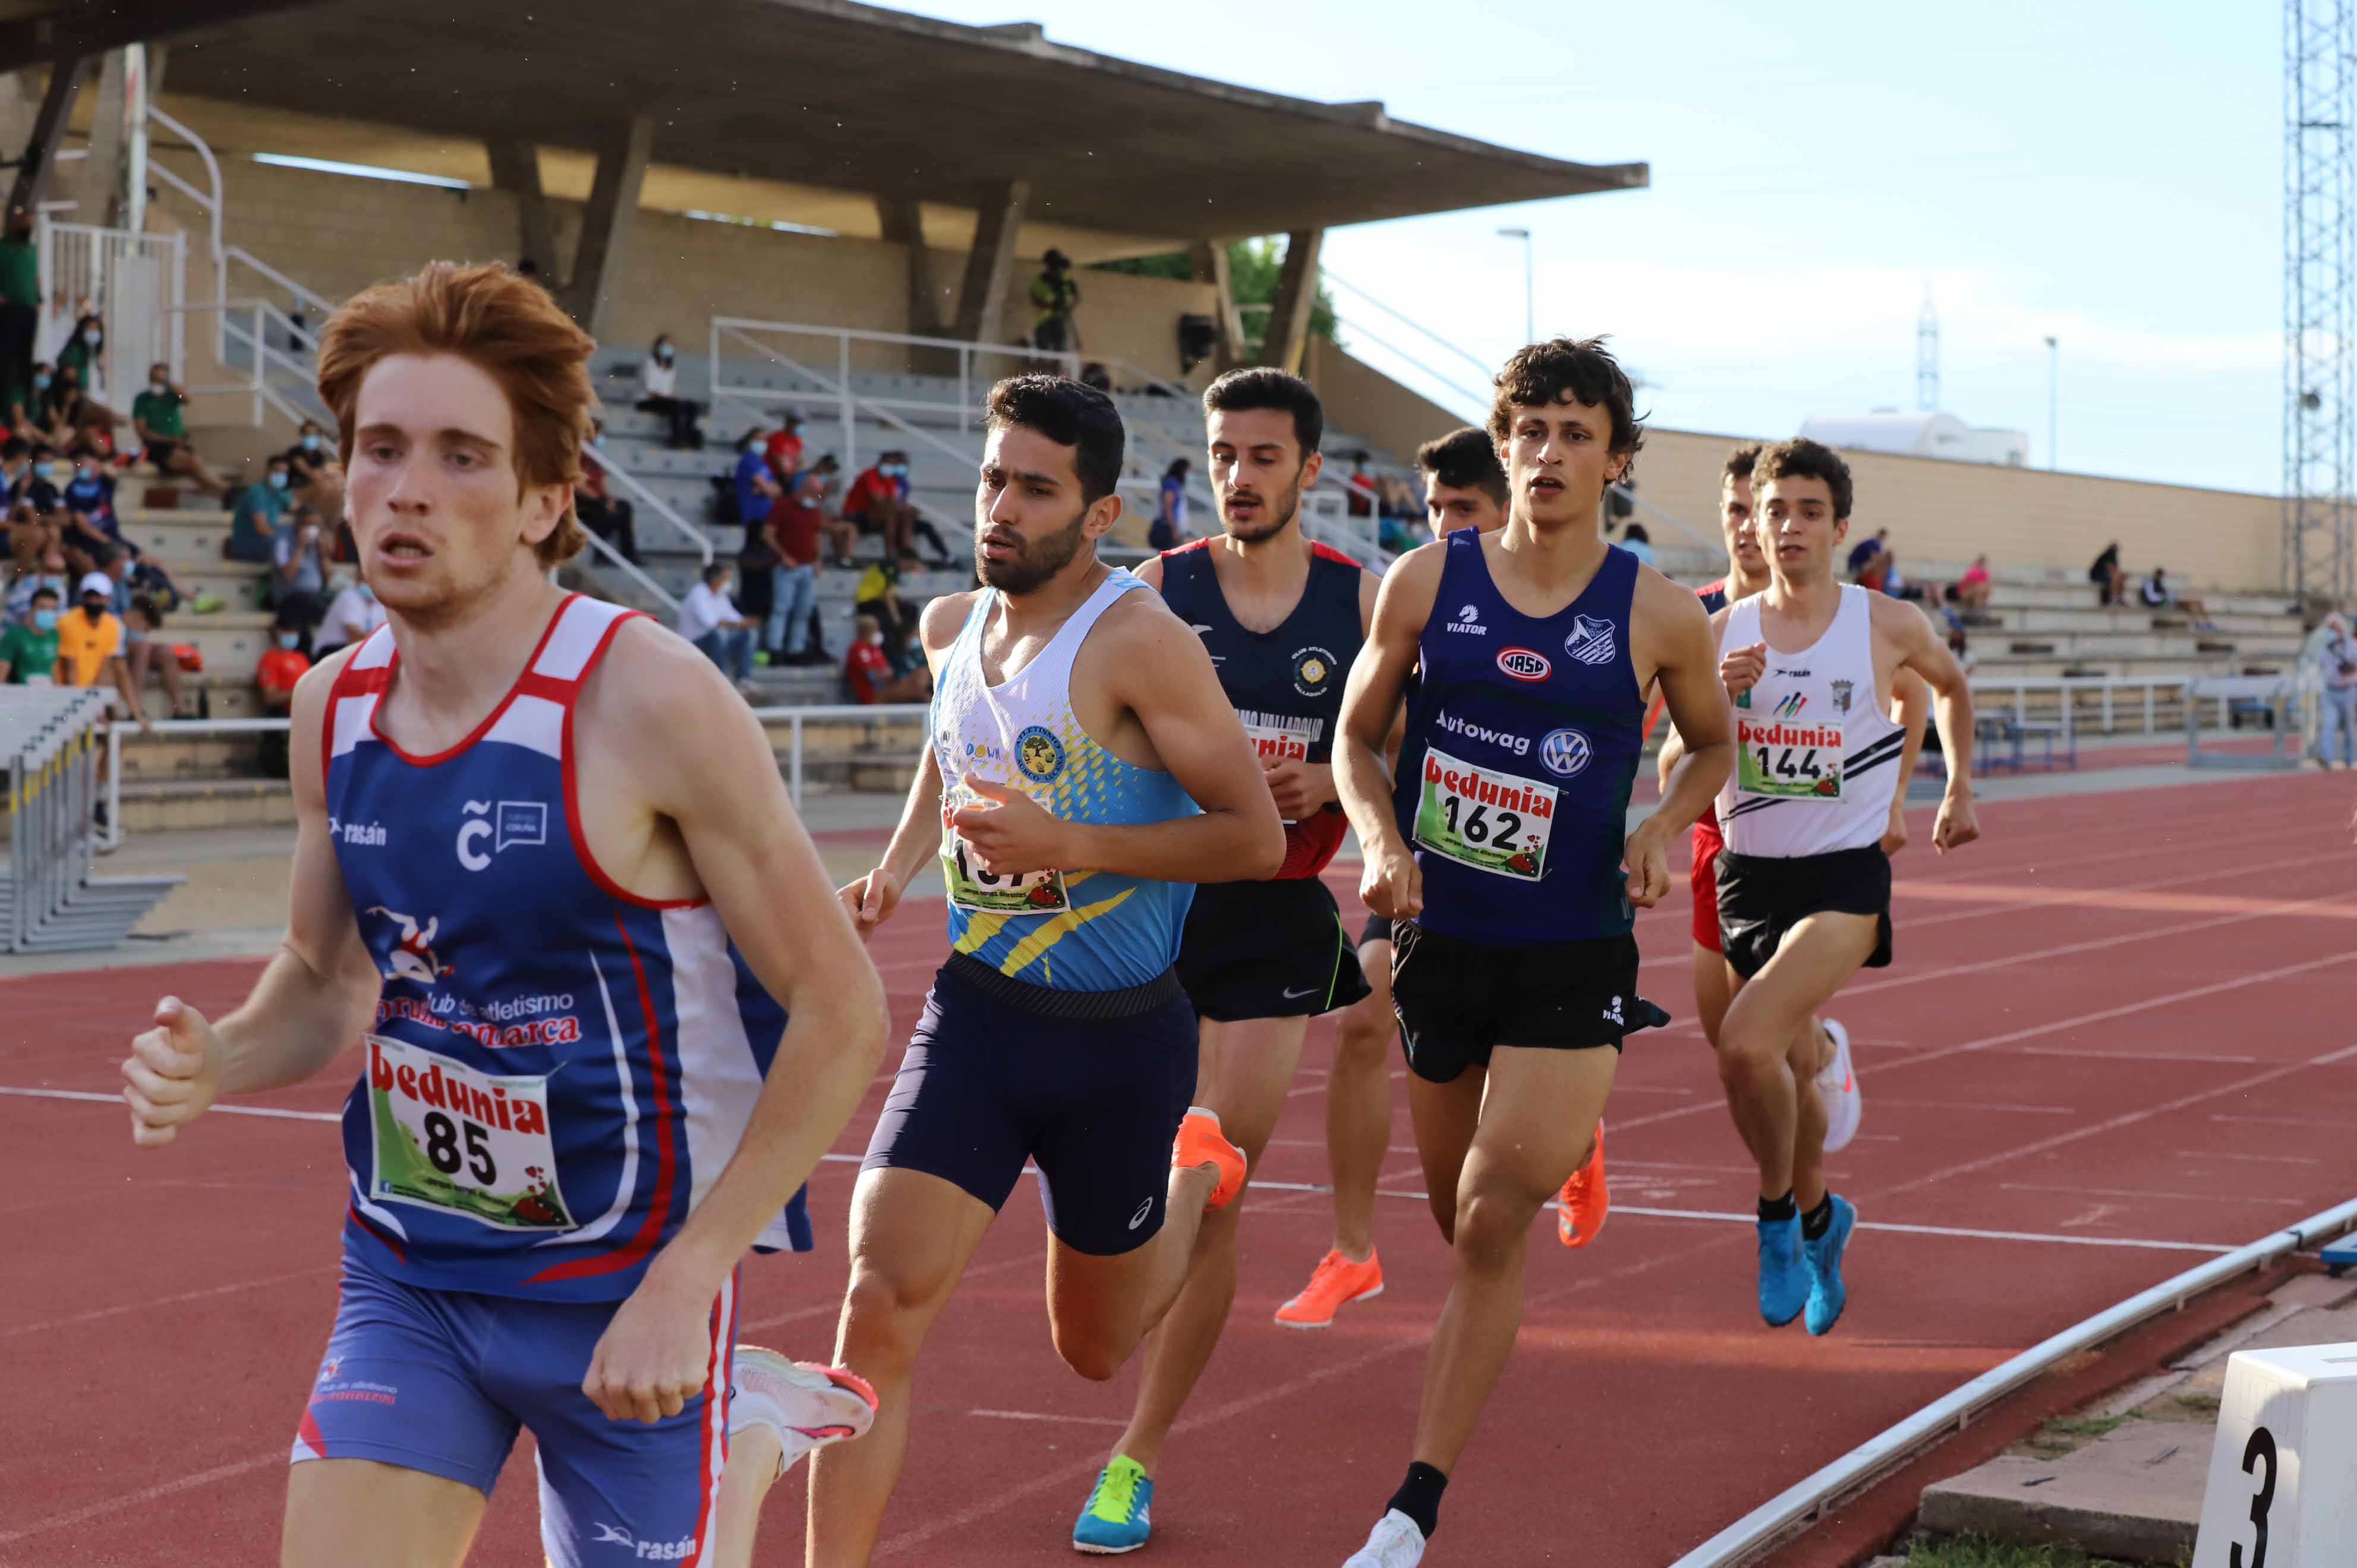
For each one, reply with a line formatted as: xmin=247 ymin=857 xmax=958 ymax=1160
xmin=1882 ymin=668 xmax=1932 ymax=855
xmin=1624 ymin=576 xmax=1733 ymax=906
xmin=1878 ymin=595 xmax=1978 ymax=853
xmin=122 ymin=654 xmax=382 ymax=1147
xmin=840 ymin=592 xmax=969 ymax=935
xmin=1263 ymin=566 xmax=1382 ymax=817
xmin=1335 ymin=543 xmax=1442 ymax=919
xmin=581 ymin=626 xmax=888 ymax=1420
xmin=957 ymin=597 xmax=1283 ymax=883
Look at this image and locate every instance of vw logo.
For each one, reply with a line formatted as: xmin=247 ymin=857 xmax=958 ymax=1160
xmin=1539 ymin=727 xmax=1592 ymax=778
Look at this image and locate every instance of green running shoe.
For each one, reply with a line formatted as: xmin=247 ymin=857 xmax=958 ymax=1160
xmin=1072 ymin=1453 xmax=1152 ymax=1554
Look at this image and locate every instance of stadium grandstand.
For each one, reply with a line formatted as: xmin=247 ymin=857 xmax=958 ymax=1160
xmin=2 ymin=6 xmax=2353 ymax=1568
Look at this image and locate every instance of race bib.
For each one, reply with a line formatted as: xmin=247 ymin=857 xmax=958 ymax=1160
xmin=1242 ymin=712 xmax=1318 ymax=825
xmin=1735 ymin=715 xmax=1844 ymax=801
xmin=365 ymin=1035 xmax=571 ymax=1229
xmin=1412 ymin=744 xmax=1555 ymax=880
xmin=940 ymin=819 xmax=1070 ymax=914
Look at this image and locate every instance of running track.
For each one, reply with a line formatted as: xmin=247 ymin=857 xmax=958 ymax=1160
xmin=3 ymin=769 xmax=2354 ymax=1566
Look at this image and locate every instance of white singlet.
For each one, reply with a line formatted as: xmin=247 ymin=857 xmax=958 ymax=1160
xmin=1715 ymin=585 xmax=1904 ymax=859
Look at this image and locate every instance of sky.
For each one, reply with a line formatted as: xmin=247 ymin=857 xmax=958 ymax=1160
xmin=896 ymin=0 xmax=2281 ymax=496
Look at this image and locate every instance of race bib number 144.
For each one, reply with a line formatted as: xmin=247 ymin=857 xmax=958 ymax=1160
xmin=1735 ymin=717 xmax=1844 ymax=802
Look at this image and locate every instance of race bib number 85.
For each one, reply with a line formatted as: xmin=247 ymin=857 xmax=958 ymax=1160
xmin=941 ymin=821 xmax=1070 ymax=914
xmin=1413 ymin=745 xmax=1555 ymax=881
xmin=365 ymin=1035 xmax=571 ymax=1230
xmin=1735 ymin=717 xmax=1844 ymax=802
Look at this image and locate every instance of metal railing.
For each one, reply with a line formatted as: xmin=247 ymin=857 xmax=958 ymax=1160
xmin=169 ymin=297 xmax=316 ymax=430
xmin=1967 ymin=671 xmax=2308 ymax=737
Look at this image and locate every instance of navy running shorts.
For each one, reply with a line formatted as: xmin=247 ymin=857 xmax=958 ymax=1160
xmin=1174 ymin=877 xmax=1372 ymax=1023
xmin=861 ymin=953 xmax=1198 ymax=1255
xmin=294 ymin=1248 xmax=736 ymax=1567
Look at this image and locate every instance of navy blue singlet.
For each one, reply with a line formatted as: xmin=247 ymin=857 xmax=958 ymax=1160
xmin=1392 ymin=532 xmax=1646 ymax=944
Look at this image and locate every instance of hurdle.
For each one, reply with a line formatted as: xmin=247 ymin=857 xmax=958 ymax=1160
xmin=2184 ymin=676 xmax=2306 ymax=771
xmin=0 ymin=689 xmax=182 ymax=953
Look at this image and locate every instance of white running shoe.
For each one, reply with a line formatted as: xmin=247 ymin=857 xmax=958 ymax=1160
xmin=1342 ymin=1509 xmax=1427 ymax=1567
xmin=727 ymin=1346 xmax=878 ymax=1483
xmin=1816 ymin=1018 xmax=1862 ymax=1154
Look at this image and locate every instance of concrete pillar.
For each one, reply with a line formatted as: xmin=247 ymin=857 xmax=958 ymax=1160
xmin=7 ymin=60 xmax=84 ymax=219
xmin=950 ymin=178 xmax=1028 ymax=348
xmin=1189 ymin=239 xmax=1245 ymax=368
xmin=487 ymin=140 xmax=557 ymax=281
xmin=1261 ymin=228 xmax=1324 ymax=375
xmin=876 ymin=196 xmax=946 ymax=336
xmin=563 ymin=114 xmax=654 ymax=340
xmin=71 ymin=49 xmax=128 ymax=228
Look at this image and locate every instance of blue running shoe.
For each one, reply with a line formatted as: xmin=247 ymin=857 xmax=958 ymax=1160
xmin=1757 ymin=1214 xmax=1807 ymax=1327
xmin=1073 ymin=1454 xmax=1152 ymax=1554
xmin=1804 ymin=1195 xmax=1857 ymax=1336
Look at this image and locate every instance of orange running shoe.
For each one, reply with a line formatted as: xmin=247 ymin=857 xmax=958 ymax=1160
xmin=1173 ymin=1105 xmax=1247 ymax=1212
xmin=1274 ymin=1248 xmax=1384 ymax=1329
xmin=1555 ymin=1120 xmax=1608 ymax=1248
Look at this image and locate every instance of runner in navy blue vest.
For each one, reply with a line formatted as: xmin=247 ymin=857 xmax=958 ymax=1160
xmin=1331 ymin=339 xmax=1735 ymax=1568
xmin=1066 ymin=368 xmax=1379 ymax=1551
xmin=1280 ymin=424 xmax=1508 ymax=1337
xmin=116 ymin=262 xmax=888 ymax=1568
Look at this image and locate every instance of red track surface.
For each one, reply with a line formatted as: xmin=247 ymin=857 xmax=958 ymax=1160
xmin=5 ymin=770 xmax=2355 ymax=1567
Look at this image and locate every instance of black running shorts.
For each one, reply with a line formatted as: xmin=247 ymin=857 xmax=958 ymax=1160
xmin=1713 ymin=845 xmax=1893 ymax=981
xmin=1388 ymin=921 xmax=1664 ymax=1083
xmin=1175 ymin=877 xmax=1373 ymax=1023
xmin=860 ymin=954 xmax=1198 ymax=1255
xmin=1357 ymin=910 xmax=1391 ymax=951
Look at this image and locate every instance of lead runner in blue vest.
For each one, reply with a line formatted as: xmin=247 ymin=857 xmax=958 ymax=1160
xmin=814 ymin=376 xmax=1283 ymax=1564
xmin=116 ymin=261 xmax=890 ymax=1568
xmin=1330 ymin=338 xmax=1734 ymax=1568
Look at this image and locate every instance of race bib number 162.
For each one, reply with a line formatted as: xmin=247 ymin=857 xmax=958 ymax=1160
xmin=1413 ymin=746 xmax=1556 ymax=881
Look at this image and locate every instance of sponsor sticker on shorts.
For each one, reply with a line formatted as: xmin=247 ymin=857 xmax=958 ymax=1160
xmin=1413 ymin=744 xmax=1555 ymax=880
xmin=365 ymin=1034 xmax=571 ymax=1230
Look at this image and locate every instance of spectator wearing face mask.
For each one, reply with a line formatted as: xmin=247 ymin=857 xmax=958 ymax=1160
xmin=6 ymin=549 xmax=68 ymax=623
xmin=254 ymin=607 xmax=313 ymax=775
xmin=764 ymin=413 xmax=806 ymax=490
xmin=0 ymin=207 xmax=36 ymax=411
xmin=104 ymin=545 xmax=190 ymax=718
xmin=764 ymin=470 xmax=830 ymax=665
xmin=56 ymin=311 xmax=104 ymax=399
xmin=0 ymin=583 xmax=61 ymax=682
xmin=677 ymin=560 xmax=758 ymax=691
xmin=10 ymin=361 xmax=52 ymax=434
xmin=576 ymin=419 xmax=638 ymax=564
xmin=59 ymin=570 xmax=146 ymax=730
xmin=731 ymin=425 xmax=782 ymax=537
xmin=844 ymin=450 xmax=952 ymax=566
xmin=228 ymin=455 xmax=296 ymax=564
xmin=272 ymin=504 xmax=329 ymax=629
xmin=636 ymin=333 xmax=704 ymax=449
xmin=843 ymin=613 xmax=932 ymax=705
xmin=315 ymin=575 xmax=387 ymax=661
xmin=58 ymin=454 xmax=120 ymax=572
xmin=132 ymin=363 xmax=231 ymax=497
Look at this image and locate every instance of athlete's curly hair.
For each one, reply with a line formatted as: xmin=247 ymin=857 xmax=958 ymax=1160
xmin=1415 ymin=425 xmax=1507 ymax=506
xmin=1753 ymin=437 xmax=1855 ymax=521
xmin=1722 ymin=441 xmax=1763 ymax=484
xmin=1486 ymin=336 xmax=1645 ymax=485
xmin=316 ymin=260 xmax=597 ymax=569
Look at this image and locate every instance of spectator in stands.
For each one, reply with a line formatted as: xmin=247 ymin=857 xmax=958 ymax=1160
xmin=2139 ymin=566 xmax=2215 ymax=630
xmin=226 ymin=453 xmax=295 ymax=564
xmin=0 ymin=582 xmax=59 ymax=682
xmin=272 ymin=504 xmax=329 ymax=627
xmin=576 ymin=419 xmax=638 ymax=564
xmin=285 ymin=418 xmax=333 ymax=481
xmin=1619 ymin=522 xmax=1656 ymax=567
xmin=132 ymin=362 xmax=231 ymax=499
xmin=733 ymin=425 xmax=782 ymax=542
xmin=104 ymin=545 xmax=188 ymax=718
xmin=1882 ymin=548 xmax=1925 ymax=601
xmin=57 ymin=453 xmax=121 ymax=574
xmin=282 ymin=417 xmax=345 ymax=522
xmin=37 ymin=362 xmax=107 ymax=448
xmin=1152 ymin=458 xmax=1191 ymax=551
xmin=2315 ymin=612 xmax=2356 ymax=770
xmin=5 ymin=437 xmax=59 ymax=515
xmin=1079 ymin=361 xmax=1113 ymax=394
xmin=6 ymin=547 xmax=68 ymax=623
xmin=1345 ymin=450 xmax=1378 ymax=518
xmin=254 ymin=605 xmax=312 ymax=776
xmin=0 ymin=207 xmax=36 ymax=414
xmin=314 ymin=574 xmax=386 ymax=661
xmin=1031 ymin=249 xmax=1079 ymax=353
xmin=844 ymin=613 xmax=932 ymax=705
xmin=764 ymin=412 xmax=806 ymax=488
xmin=677 ymin=560 xmax=757 ymax=691
xmin=765 ymin=470 xmax=828 ymax=665
xmin=2090 ymin=541 xmax=2126 ymax=607
xmin=853 ymin=548 xmax=922 ymax=675
xmin=1956 ymin=553 xmax=1994 ymax=611
xmin=6 ymin=499 xmax=52 ymax=574
xmin=1846 ymin=527 xmax=1889 ymax=580
xmin=637 ymin=332 xmax=703 ymax=449
xmin=845 ymin=450 xmax=951 ymax=565
xmin=61 ymin=570 xmax=146 ymax=730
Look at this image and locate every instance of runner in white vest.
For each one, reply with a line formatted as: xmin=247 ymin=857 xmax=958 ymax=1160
xmin=1708 ymin=438 xmax=1979 ymax=1341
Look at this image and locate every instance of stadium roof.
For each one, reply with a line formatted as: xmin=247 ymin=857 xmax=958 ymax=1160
xmin=17 ymin=0 xmax=1647 ymax=241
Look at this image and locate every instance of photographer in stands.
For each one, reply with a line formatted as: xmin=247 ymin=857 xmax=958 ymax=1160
xmin=1031 ymin=248 xmax=1080 ymax=352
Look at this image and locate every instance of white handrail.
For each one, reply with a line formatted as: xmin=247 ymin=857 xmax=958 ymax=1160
xmin=575 ymin=519 xmax=679 ymax=612
xmin=587 ymin=447 xmax=714 ymax=563
xmin=1665 ymin=1194 xmax=2357 ymax=1568
xmin=146 ymin=104 xmax=222 ymax=263
xmin=223 ymin=245 xmax=338 ymax=321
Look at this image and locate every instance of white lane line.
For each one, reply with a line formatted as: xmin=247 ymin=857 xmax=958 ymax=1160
xmin=0 ymin=1086 xmax=340 ymax=1121
xmin=963 ymin=1409 xmax=1127 ymax=1427
xmin=2 ymin=1264 xmax=339 ymax=1340
xmin=2208 ymin=1113 xmax=2355 ymax=1130
xmin=2001 ymin=1182 xmax=2310 ymax=1207
xmin=2182 ymin=1151 xmax=2323 ymax=1166
xmin=1867 ymin=1098 xmax=2078 ymax=1115
xmin=0 ymin=1451 xmax=281 ymax=1547
xmin=2011 ymin=1048 xmax=2262 ymax=1064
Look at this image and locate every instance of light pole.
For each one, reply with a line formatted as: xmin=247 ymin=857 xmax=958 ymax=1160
xmin=1498 ymin=226 xmax=1534 ymax=343
xmin=2044 ymin=335 xmax=2059 ymax=471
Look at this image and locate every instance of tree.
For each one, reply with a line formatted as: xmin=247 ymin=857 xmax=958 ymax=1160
xmin=1094 ymin=236 xmax=1340 ymax=350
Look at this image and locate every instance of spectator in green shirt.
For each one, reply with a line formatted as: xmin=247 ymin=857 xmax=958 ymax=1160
xmin=55 ymin=309 xmax=102 ymax=395
xmin=0 ymin=208 xmax=37 ymax=414
xmin=131 ymin=361 xmax=231 ymax=498
xmin=0 ymin=583 xmax=61 ymax=683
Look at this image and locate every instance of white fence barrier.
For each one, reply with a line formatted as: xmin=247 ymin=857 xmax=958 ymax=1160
xmin=4 ymin=689 xmax=179 ymax=950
